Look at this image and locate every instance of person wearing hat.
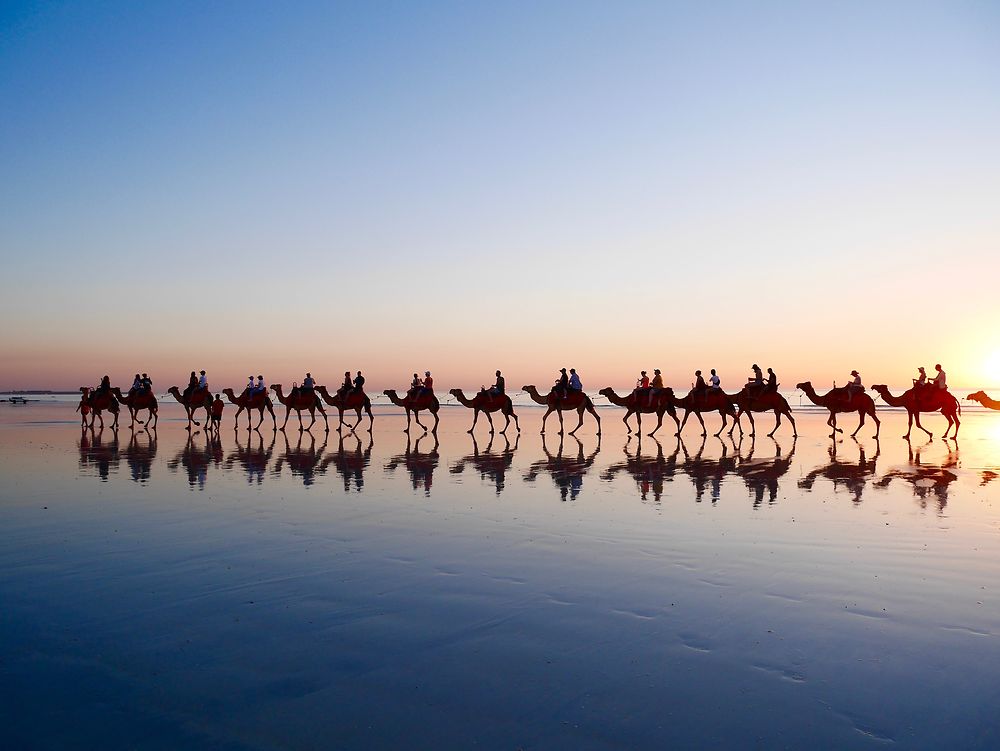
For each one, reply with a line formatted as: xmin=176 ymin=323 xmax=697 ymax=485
xmin=913 ymin=367 xmax=927 ymax=390
xmin=421 ymin=370 xmax=434 ymax=397
xmin=751 ymin=364 xmax=764 ymax=386
xmin=140 ymin=373 xmax=152 ymax=393
xmin=846 ymin=369 xmax=863 ymax=403
xmin=555 ymin=368 xmax=570 ymax=400
xmin=636 ymin=370 xmax=650 ymax=392
xmin=301 ymin=372 xmax=315 ymax=397
xmin=649 ymin=368 xmax=664 ymax=406
xmin=250 ymin=375 xmax=266 ymax=396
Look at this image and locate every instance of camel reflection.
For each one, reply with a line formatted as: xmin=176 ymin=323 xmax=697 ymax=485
xmin=78 ymin=425 xmax=120 ymax=481
xmin=680 ymin=436 xmax=737 ymax=504
xmin=601 ymin=436 xmax=681 ymax=504
xmin=168 ymin=431 xmax=224 ymax=489
xmin=798 ymin=439 xmax=880 ymax=503
xmin=450 ymin=433 xmax=520 ymax=496
xmin=225 ymin=430 xmax=276 ymax=485
xmin=874 ymin=439 xmax=959 ymax=512
xmin=385 ymin=433 xmax=439 ymax=496
xmin=734 ymin=437 xmax=796 ymax=508
xmin=123 ymin=428 xmax=157 ymax=484
xmin=320 ymin=432 xmax=374 ymax=493
xmin=524 ymin=434 xmax=601 ymax=501
xmin=272 ymin=432 xmax=328 ymax=487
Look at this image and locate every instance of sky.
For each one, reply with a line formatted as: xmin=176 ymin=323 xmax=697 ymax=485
xmin=2 ymin=1 xmax=999 ymax=392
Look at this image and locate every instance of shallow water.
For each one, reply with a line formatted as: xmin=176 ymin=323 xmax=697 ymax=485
xmin=2 ymin=403 xmax=1000 ymax=749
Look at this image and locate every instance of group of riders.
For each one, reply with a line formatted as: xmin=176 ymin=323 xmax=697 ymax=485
xmin=85 ymin=362 xmax=951 ymax=415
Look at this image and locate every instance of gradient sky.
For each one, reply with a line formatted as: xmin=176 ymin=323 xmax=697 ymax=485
xmin=2 ymin=1 xmax=999 ymax=392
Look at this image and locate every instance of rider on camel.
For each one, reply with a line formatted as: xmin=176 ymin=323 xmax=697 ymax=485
xmin=485 ymin=370 xmax=505 ymax=403
xmin=301 ymin=372 xmax=315 ymax=397
xmin=129 ymin=373 xmax=142 ymax=394
xmin=420 ymin=371 xmax=434 ymax=397
xmin=845 ymin=370 xmax=863 ymax=404
xmin=766 ymin=367 xmax=777 ymax=394
xmin=198 ymin=370 xmax=208 ymax=392
xmin=649 ymin=368 xmax=664 ymax=406
xmin=336 ymin=371 xmax=352 ymax=399
xmin=183 ymin=371 xmax=197 ymax=399
xmin=555 ymin=368 xmax=569 ymax=400
xmin=913 ymin=366 xmax=927 ymax=389
xmin=96 ymin=375 xmax=112 ymax=397
xmin=708 ymin=369 xmax=721 ymax=392
xmin=933 ymin=364 xmax=947 ymax=391
xmin=140 ymin=373 xmax=152 ymax=393
xmin=569 ymin=368 xmax=582 ymax=393
xmin=408 ymin=373 xmax=421 ymax=398
xmin=352 ymin=371 xmax=365 ymax=394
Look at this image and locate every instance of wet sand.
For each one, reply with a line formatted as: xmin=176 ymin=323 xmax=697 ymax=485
xmin=1 ymin=403 xmax=1000 ymax=749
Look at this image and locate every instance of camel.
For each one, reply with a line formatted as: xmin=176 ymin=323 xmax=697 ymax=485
xmin=269 ymin=384 xmax=329 ymax=432
xmin=967 ymin=391 xmax=1000 ymax=411
xmin=870 ymin=384 xmax=960 ymax=440
xmin=382 ymin=389 xmax=440 ymax=433
xmin=671 ymin=389 xmax=740 ymax=438
xmin=385 ymin=433 xmax=439 ymax=495
xmin=315 ymin=385 xmax=374 ymax=433
xmin=111 ymin=387 xmax=158 ymax=430
xmin=597 ymin=387 xmax=679 ymax=436
xmin=222 ymin=388 xmax=277 ymax=431
xmin=521 ymin=385 xmax=601 ymax=436
xmin=449 ymin=433 xmax=519 ymax=495
xmin=730 ymin=386 xmax=797 ymax=438
xmin=167 ymin=386 xmax=213 ymax=431
xmin=678 ymin=435 xmax=738 ymax=503
xmin=79 ymin=386 xmax=120 ymax=429
xmin=796 ymin=381 xmax=880 ymax=439
xmin=449 ymin=388 xmax=520 ymax=435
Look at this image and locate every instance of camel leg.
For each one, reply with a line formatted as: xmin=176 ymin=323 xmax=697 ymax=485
xmin=912 ymin=411 xmax=932 ymax=440
xmin=414 ymin=410 xmax=427 ymax=432
xmin=768 ymin=410 xmax=780 ymax=438
xmin=650 ymin=411 xmax=664 ymax=437
xmin=695 ymin=411 xmax=707 ymax=437
xmin=404 ymin=409 xmax=412 ymax=433
xmin=951 ymin=410 xmax=960 ymax=439
xmin=540 ymin=407 xmax=554 ymax=434
xmin=827 ymin=412 xmax=839 ymax=437
xmin=469 ymin=408 xmax=480 ymax=434
xmin=635 ymin=412 xmax=642 ymax=435
xmin=509 ymin=409 xmax=519 ymax=433
xmin=746 ymin=411 xmax=756 ymax=437
xmin=320 ymin=406 xmax=329 ymax=433
xmin=785 ymin=408 xmax=797 ymax=437
xmin=589 ymin=405 xmax=602 ymax=435
xmin=851 ymin=410 xmax=867 ymax=438
xmin=569 ymin=407 xmax=586 ymax=436
xmin=485 ymin=410 xmax=495 ymax=434
xmin=871 ymin=409 xmax=881 ymax=439
xmin=714 ymin=412 xmax=726 ymax=438
xmin=624 ymin=411 xmax=633 ymax=434
xmin=280 ymin=407 xmax=290 ymax=431
xmin=431 ymin=409 xmax=439 ymax=433
xmin=556 ymin=409 xmax=565 ymax=436
xmin=677 ymin=410 xmax=691 ymax=436
xmin=254 ymin=408 xmax=264 ymax=431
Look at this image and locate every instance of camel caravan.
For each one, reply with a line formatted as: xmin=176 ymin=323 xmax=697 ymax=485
xmin=74 ymin=362 xmax=991 ymax=440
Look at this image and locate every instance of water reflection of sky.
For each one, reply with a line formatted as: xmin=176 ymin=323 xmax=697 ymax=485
xmin=3 ymin=405 xmax=1000 ymax=748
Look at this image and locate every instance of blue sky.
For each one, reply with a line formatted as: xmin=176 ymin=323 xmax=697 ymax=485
xmin=2 ymin=1 xmax=999 ymax=388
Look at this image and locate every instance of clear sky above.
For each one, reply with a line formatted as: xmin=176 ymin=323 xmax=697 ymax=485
xmin=2 ymin=1 xmax=998 ymax=391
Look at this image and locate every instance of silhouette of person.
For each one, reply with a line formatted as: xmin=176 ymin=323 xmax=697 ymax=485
xmin=488 ymin=370 xmax=505 ymax=400
xmin=555 ymin=368 xmax=569 ymax=399
xmin=140 ymin=373 xmax=152 ymax=393
xmin=766 ymin=367 xmax=777 ymax=394
xmin=183 ymin=371 xmax=197 ymax=399
xmin=569 ymin=368 xmax=582 ymax=392
xmin=649 ymin=368 xmax=664 ymax=406
xmin=846 ymin=370 xmax=863 ymax=403
xmin=198 ymin=370 xmax=208 ymax=391
xmin=211 ymin=394 xmax=225 ymax=428
xmin=708 ymin=369 xmax=721 ymax=392
xmin=933 ymin=363 xmax=947 ymax=391
xmin=301 ymin=372 xmax=315 ymax=396
xmin=636 ymin=371 xmax=649 ymax=392
xmin=353 ymin=371 xmax=365 ymax=394
xmin=751 ymin=364 xmax=763 ymax=385
xmin=337 ymin=371 xmax=351 ymax=398
xmin=129 ymin=373 xmax=141 ymax=394
xmin=421 ymin=371 xmax=434 ymax=396
xmin=409 ymin=373 xmax=421 ymax=397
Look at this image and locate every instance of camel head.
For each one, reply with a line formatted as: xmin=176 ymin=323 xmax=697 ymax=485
xmin=383 ymin=389 xmax=397 ymax=397
xmin=795 ymin=382 xmax=811 ymax=391
xmin=269 ymin=384 xmax=281 ymax=392
xmin=870 ymin=384 xmax=888 ymax=393
xmin=521 ymin=385 xmax=534 ymax=393
xmin=967 ymin=391 xmax=986 ymax=402
xmin=167 ymin=386 xmax=181 ymax=395
xmin=79 ymin=386 xmax=90 ymax=395
xmin=598 ymin=387 xmax=614 ymax=398
xmin=448 ymin=388 xmax=465 ymax=398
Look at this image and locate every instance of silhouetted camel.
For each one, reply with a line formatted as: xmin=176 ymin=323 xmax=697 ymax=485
xmin=869 ymin=384 xmax=960 ymax=440
xmin=678 ymin=435 xmax=738 ymax=503
xmin=672 ymin=390 xmax=739 ymax=438
xmin=967 ymin=391 xmax=1000 ymax=411
xmin=112 ymin=387 xmax=158 ymax=429
xmin=79 ymin=386 xmax=120 ymax=430
xmin=270 ymin=384 xmax=329 ymax=433
xmin=319 ymin=432 xmax=373 ymax=493
xmin=315 ymin=385 xmax=374 ymax=433
xmin=382 ymin=389 xmax=440 ymax=433
xmin=272 ymin=431 xmax=328 ymax=486
xmin=598 ymin=387 xmax=680 ymax=436
xmin=449 ymin=388 xmax=520 ymax=435
xmin=733 ymin=436 xmax=796 ymax=507
xmin=874 ymin=438 xmax=958 ymax=512
xmin=168 ymin=431 xmax=223 ymax=490
xmin=167 ymin=386 xmax=212 ymax=431
xmin=224 ymin=430 xmax=275 ymax=485
xmin=123 ymin=428 xmax=157 ymax=484
xmin=521 ymin=385 xmax=601 ymax=436
xmin=730 ymin=386 xmax=796 ymax=438
xmin=796 ymin=381 xmax=880 ymax=439
xmin=223 ymin=388 xmax=277 ymax=431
